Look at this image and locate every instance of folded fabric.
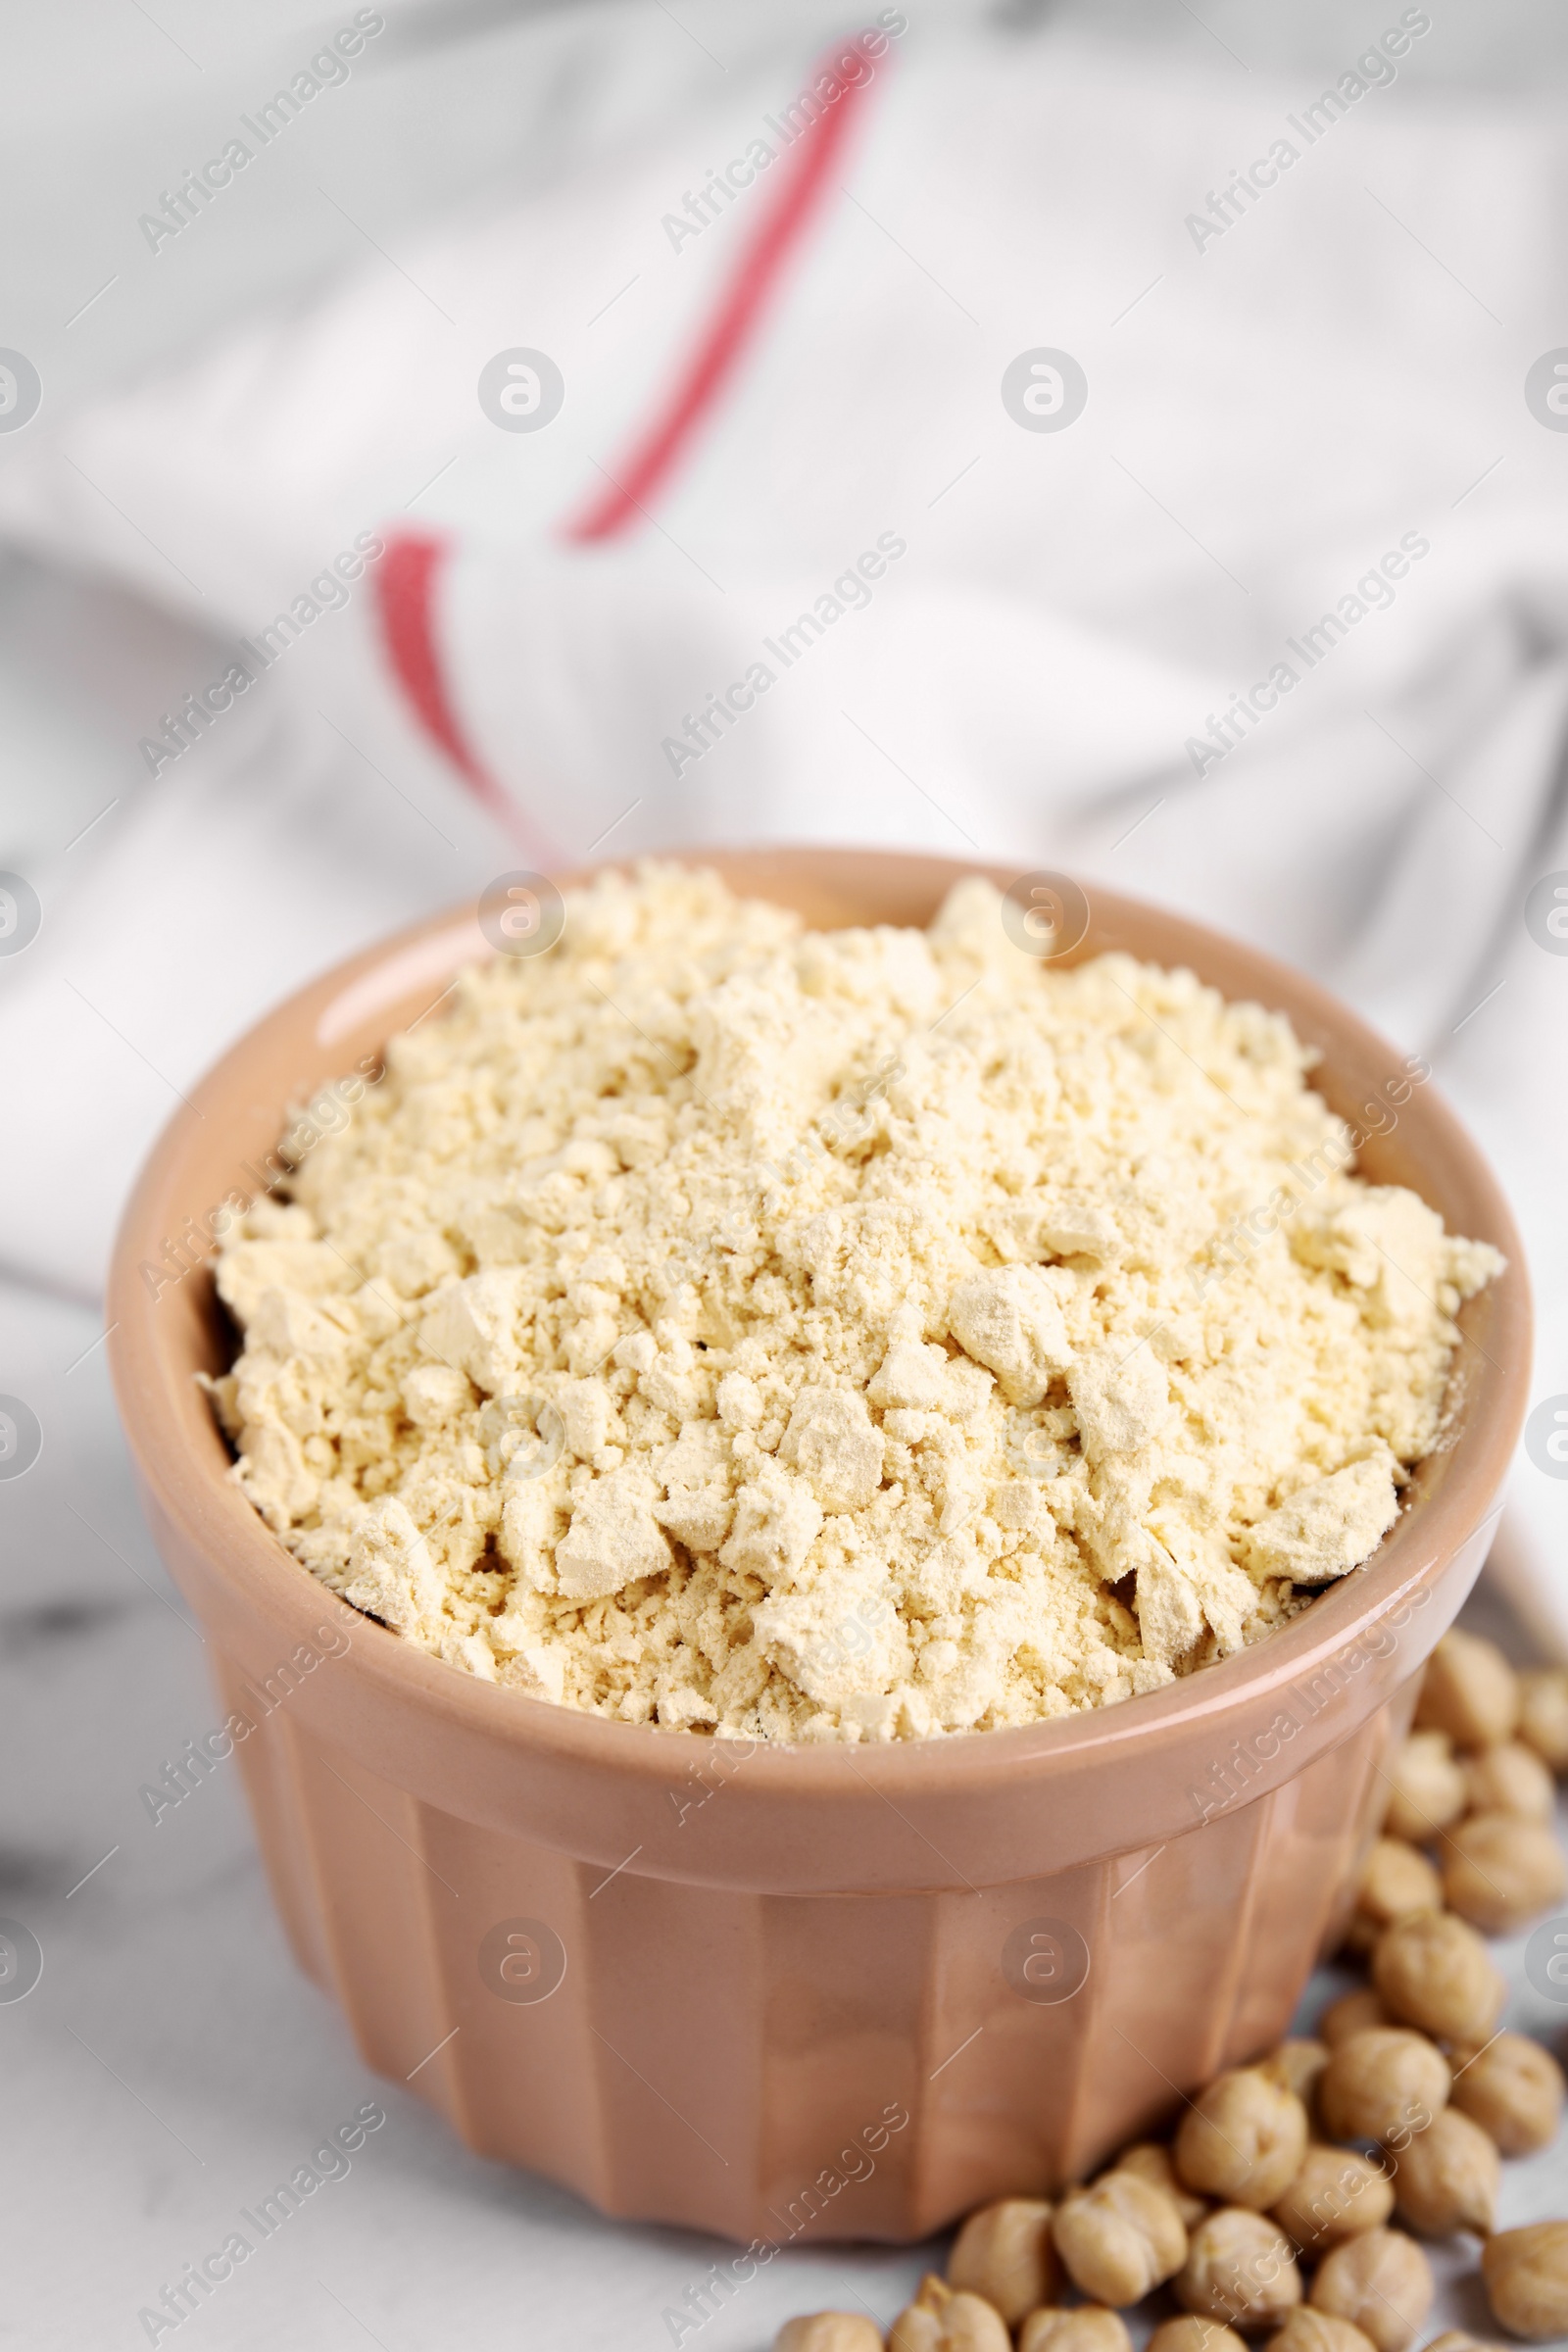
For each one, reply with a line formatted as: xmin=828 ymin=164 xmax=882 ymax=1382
xmin=0 ymin=9 xmax=1562 ymax=1641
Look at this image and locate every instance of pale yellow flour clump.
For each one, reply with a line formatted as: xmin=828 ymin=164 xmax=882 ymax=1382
xmin=208 ymin=865 xmax=1501 ymax=1742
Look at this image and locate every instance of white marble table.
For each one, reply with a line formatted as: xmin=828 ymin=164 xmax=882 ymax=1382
xmin=4 ymin=1272 xmax=1564 ymax=2351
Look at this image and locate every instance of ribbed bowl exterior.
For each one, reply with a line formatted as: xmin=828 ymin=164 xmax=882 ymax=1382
xmin=219 ymin=1642 xmax=1412 ymax=2239
xmin=108 ymin=850 xmax=1532 ymax=2246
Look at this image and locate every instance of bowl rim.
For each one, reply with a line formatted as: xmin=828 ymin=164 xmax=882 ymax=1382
xmin=107 ymin=846 xmax=1533 ymax=1798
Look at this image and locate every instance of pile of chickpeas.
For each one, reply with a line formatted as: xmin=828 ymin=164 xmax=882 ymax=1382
xmin=777 ymin=1636 xmax=1568 ymax=2352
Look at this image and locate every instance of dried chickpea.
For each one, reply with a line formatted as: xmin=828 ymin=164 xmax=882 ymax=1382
xmin=1517 ymin=1667 xmax=1568 ymax=1772
xmin=1018 ymin=2309 xmax=1131 ymax=2352
xmin=1149 ymin=2321 xmax=1249 ymax=2352
xmin=1320 ymin=1990 xmax=1390 ymax=2049
xmin=1482 ymin=2221 xmax=1568 ymax=2342
xmin=1053 ymin=2170 xmax=1188 ymax=2304
xmin=1425 ymin=2335 xmax=1505 ymax=2352
xmin=1382 ymin=1731 xmax=1468 ymax=1842
xmin=949 ymin=2198 xmax=1058 ymax=2324
xmin=1114 ymin=2141 xmax=1208 ymax=2229
xmin=891 ymin=2315 xmax=942 ymax=2352
xmin=1317 ymin=2030 xmax=1450 ymax=2147
xmin=1442 ymin=1813 xmax=1567 ymax=1935
xmin=1464 ymin=1742 xmax=1556 ymax=1823
xmin=776 ymin=2318 xmax=884 ymax=2352
xmin=1310 ymin=2229 xmax=1433 ymax=2352
xmin=1450 ymin=2032 xmax=1566 ymax=2155
xmin=1343 ymin=1840 xmax=1439 ymax=1956
xmin=890 ymin=2272 xmax=951 ymax=2351
xmin=1390 ymin=2106 xmax=1498 ymax=2237
xmin=1257 ymin=2041 xmax=1330 ymax=2111
xmin=936 ymin=2295 xmax=1010 ymax=2352
xmin=1351 ymin=1840 xmax=1444 ymax=1944
xmin=1371 ymin=1911 xmax=1507 ymax=2046
xmin=1175 ymin=2208 xmax=1302 ymax=2328
xmin=1265 ymin=2312 xmax=1378 ymax=2352
xmin=1271 ymin=2146 xmax=1395 ymax=2253
xmin=890 ymin=2280 xmax=1010 ymax=2352
xmin=1414 ymin=1632 xmax=1520 ymax=1750
xmin=1176 ymin=2070 xmax=1309 ymax=2210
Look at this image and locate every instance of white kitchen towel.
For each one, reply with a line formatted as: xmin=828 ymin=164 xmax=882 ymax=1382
xmin=0 ymin=3 xmax=1564 ymax=1640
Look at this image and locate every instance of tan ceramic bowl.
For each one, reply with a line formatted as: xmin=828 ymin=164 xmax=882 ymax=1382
xmin=109 ymin=850 xmax=1529 ymax=2244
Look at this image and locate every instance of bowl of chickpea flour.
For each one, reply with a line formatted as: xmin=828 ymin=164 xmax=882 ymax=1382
xmin=109 ymin=849 xmax=1528 ymax=2239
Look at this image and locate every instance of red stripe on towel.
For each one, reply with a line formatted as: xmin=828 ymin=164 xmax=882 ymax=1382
xmin=374 ymin=529 xmax=554 ymax=851
xmin=563 ymin=39 xmax=883 ymax=541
